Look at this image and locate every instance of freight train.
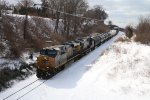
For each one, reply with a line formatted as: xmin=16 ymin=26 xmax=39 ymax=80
xmin=36 ymin=30 xmax=118 ymax=79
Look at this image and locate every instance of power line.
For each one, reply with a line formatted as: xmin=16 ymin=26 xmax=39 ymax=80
xmin=34 ymin=4 xmax=105 ymax=22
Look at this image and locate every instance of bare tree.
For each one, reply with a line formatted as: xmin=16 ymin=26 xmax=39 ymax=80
xmin=48 ymin=0 xmax=65 ymax=33
xmin=63 ymin=0 xmax=88 ymax=35
xmin=72 ymin=0 xmax=88 ymax=34
xmin=45 ymin=0 xmax=88 ymax=35
xmin=16 ymin=0 xmax=34 ymax=7
xmin=16 ymin=0 xmax=34 ymax=39
xmin=40 ymin=1 xmax=107 ymax=36
xmin=0 ymin=0 xmax=9 ymax=16
xmin=0 ymin=0 xmax=8 ymax=10
xmin=83 ymin=5 xmax=108 ymax=33
xmin=84 ymin=5 xmax=108 ymax=23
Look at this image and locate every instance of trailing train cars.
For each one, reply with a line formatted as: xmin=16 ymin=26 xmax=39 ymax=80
xmin=36 ymin=30 xmax=118 ymax=79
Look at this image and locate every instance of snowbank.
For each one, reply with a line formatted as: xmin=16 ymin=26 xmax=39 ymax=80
xmin=97 ymin=41 xmax=150 ymax=96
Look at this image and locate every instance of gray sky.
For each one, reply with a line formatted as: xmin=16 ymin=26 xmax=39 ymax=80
xmin=6 ymin=0 xmax=150 ymax=27
xmin=88 ymin=0 xmax=150 ymax=27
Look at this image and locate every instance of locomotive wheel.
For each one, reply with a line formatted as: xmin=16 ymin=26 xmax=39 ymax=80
xmin=36 ymin=69 xmax=53 ymax=79
xmin=42 ymin=70 xmax=54 ymax=79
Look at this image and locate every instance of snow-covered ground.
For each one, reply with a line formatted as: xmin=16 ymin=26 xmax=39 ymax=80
xmin=0 ymin=52 xmax=38 ymax=70
xmin=21 ymin=52 xmax=39 ymax=65
xmin=1 ymin=32 xmax=150 ymax=100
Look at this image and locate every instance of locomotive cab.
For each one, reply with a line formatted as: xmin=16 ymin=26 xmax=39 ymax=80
xmin=40 ymin=49 xmax=57 ymax=57
xmin=36 ymin=45 xmax=68 ymax=78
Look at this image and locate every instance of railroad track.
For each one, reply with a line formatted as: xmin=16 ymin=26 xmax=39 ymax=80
xmin=3 ymin=78 xmax=48 ymax=100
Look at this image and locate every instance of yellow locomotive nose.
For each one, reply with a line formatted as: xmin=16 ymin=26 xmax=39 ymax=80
xmin=37 ymin=55 xmax=56 ymax=70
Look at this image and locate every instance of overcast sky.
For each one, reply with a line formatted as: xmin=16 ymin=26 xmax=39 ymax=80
xmin=6 ymin=0 xmax=150 ymax=27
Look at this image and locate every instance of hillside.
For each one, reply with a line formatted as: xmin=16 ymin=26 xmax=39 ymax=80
xmin=1 ymin=14 xmax=109 ymax=57
xmin=2 ymin=14 xmax=65 ymax=54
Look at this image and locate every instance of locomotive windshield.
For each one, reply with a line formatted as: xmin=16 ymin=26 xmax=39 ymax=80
xmin=40 ymin=49 xmax=46 ymax=55
xmin=40 ymin=49 xmax=57 ymax=57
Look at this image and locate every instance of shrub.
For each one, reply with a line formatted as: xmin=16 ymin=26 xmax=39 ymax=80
xmin=115 ymin=37 xmax=130 ymax=42
xmin=82 ymin=23 xmax=109 ymax=34
xmin=0 ymin=68 xmax=23 ymax=91
xmin=135 ymin=16 xmax=150 ymax=44
xmin=125 ymin=25 xmax=133 ymax=39
xmin=0 ymin=63 xmax=36 ymax=92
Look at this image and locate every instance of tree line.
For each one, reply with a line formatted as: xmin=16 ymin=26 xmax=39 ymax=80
xmin=1 ymin=0 xmax=109 ymax=35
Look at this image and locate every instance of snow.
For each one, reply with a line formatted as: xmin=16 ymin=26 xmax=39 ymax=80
xmin=0 ymin=59 xmax=22 ymax=70
xmin=0 ymin=51 xmax=38 ymax=70
xmin=100 ymin=41 xmax=150 ymax=95
xmin=21 ymin=52 xmax=39 ymax=65
xmin=1 ymin=32 xmax=150 ymax=100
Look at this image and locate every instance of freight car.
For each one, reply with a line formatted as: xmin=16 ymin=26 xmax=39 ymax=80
xmin=36 ymin=30 xmax=118 ymax=79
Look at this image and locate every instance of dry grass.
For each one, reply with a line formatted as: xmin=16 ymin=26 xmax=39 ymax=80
xmin=115 ymin=37 xmax=131 ymax=43
xmin=83 ymin=23 xmax=109 ymax=34
xmin=92 ymin=24 xmax=109 ymax=33
xmin=135 ymin=16 xmax=150 ymax=44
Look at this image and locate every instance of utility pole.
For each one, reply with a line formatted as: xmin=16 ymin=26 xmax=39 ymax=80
xmin=23 ymin=0 xmax=28 ymax=39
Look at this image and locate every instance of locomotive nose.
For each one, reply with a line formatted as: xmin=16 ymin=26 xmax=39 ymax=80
xmin=37 ymin=56 xmax=49 ymax=67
